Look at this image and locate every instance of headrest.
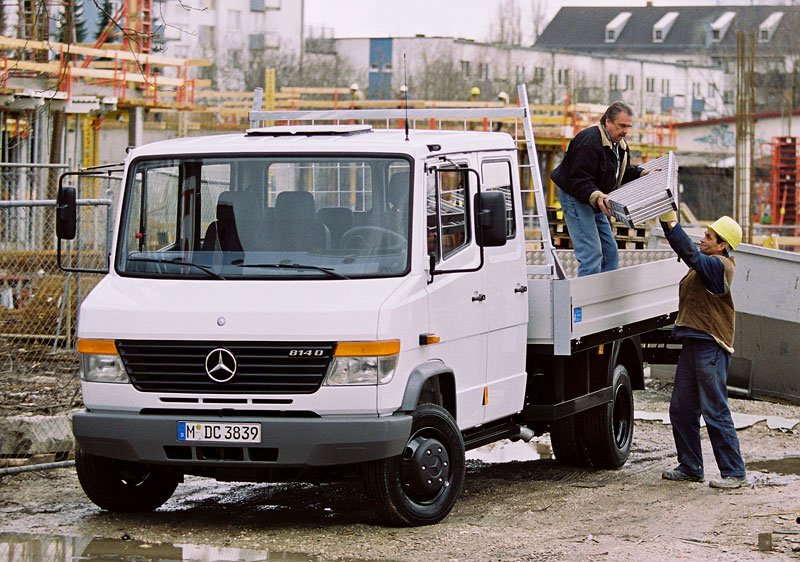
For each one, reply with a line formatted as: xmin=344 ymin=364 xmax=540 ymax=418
xmin=275 ymin=190 xmax=317 ymax=219
xmin=388 ymin=172 xmax=410 ymax=210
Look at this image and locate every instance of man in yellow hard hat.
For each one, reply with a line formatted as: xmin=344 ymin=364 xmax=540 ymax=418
xmin=658 ymin=211 xmax=746 ymax=489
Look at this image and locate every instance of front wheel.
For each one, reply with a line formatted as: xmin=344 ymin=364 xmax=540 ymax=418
xmin=76 ymin=446 xmax=180 ymax=512
xmin=363 ymin=404 xmax=465 ymax=526
xmin=583 ymin=364 xmax=634 ymax=468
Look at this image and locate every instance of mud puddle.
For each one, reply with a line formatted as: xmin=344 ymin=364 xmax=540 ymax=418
xmin=0 ymin=532 xmax=387 ymax=562
xmin=466 ymin=439 xmax=553 ymax=463
xmin=748 ymin=456 xmax=800 ymax=477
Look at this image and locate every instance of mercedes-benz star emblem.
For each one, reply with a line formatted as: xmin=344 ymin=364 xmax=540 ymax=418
xmin=204 ymin=348 xmax=237 ymax=383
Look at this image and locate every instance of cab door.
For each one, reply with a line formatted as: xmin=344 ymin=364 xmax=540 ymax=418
xmin=479 ymin=157 xmax=529 ymax=422
xmin=424 ymin=159 xmax=487 ymax=430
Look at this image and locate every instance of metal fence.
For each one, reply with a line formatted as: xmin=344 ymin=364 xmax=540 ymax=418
xmin=0 ymin=163 xmax=118 ymax=473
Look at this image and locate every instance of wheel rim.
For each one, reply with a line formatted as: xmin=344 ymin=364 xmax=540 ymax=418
xmin=116 ymin=460 xmax=153 ymax=488
xmin=612 ymin=380 xmax=632 ymax=448
xmin=399 ymin=428 xmax=451 ymax=504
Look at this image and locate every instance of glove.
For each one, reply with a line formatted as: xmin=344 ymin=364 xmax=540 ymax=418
xmin=659 ymin=210 xmax=677 ymax=223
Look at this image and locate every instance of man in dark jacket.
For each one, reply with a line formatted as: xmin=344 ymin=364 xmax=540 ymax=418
xmin=550 ymin=101 xmax=644 ymax=276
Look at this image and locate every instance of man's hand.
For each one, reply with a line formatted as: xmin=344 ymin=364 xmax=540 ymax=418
xmin=596 ymin=194 xmax=612 ymax=218
xmin=659 ymin=210 xmax=677 ymax=223
xmin=589 ymin=191 xmax=612 ymax=218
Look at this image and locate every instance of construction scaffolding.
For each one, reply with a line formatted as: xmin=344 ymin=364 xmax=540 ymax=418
xmin=770 ymin=137 xmax=799 ymax=228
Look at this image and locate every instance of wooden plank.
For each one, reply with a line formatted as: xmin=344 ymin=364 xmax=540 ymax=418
xmin=3 ymin=59 xmax=191 ymax=87
xmin=0 ymin=35 xmax=211 ymax=67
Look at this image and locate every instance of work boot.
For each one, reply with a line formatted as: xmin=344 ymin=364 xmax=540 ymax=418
xmin=661 ymin=468 xmax=703 ymax=482
xmin=709 ymin=476 xmax=747 ymax=489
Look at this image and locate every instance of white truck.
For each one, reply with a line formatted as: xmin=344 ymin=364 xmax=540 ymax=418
xmin=57 ymin=86 xmax=685 ymax=525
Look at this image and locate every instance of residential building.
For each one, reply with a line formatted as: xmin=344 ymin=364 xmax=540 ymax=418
xmin=327 ymin=35 xmax=725 ymax=121
xmin=535 ymin=5 xmax=800 ymax=119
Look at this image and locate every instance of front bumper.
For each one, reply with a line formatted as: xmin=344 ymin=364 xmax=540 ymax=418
xmin=73 ymin=410 xmax=412 ymax=467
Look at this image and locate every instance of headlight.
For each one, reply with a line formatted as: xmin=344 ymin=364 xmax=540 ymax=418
xmin=78 ymin=339 xmax=129 ymax=383
xmin=324 ymin=340 xmax=400 ymax=386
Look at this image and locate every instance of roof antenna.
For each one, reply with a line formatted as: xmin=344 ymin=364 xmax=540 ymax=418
xmin=403 ymin=53 xmax=410 ymax=141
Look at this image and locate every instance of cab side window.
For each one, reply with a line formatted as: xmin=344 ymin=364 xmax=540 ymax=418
xmin=427 ymin=167 xmax=470 ymax=262
xmin=481 ymin=160 xmax=516 ymax=239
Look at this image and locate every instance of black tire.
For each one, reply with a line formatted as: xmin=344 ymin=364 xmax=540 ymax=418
xmin=75 ymin=446 xmax=180 ymax=512
xmin=363 ymin=404 xmax=465 ymax=526
xmin=549 ymin=413 xmax=591 ymax=466
xmin=583 ymin=364 xmax=634 ymax=469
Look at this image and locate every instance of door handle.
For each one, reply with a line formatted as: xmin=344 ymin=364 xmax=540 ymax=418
xmin=514 ymin=285 xmax=528 ymax=294
xmin=472 ymin=293 xmax=486 ymax=302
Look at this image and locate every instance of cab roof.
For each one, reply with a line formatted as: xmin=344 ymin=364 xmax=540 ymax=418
xmin=127 ymin=127 xmax=516 ymax=161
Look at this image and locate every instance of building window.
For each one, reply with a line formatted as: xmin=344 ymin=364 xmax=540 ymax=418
xmin=515 ymin=65 xmax=525 ymax=84
xmin=607 ymin=30 xmax=615 ymax=41
xmin=723 ymin=90 xmax=733 ymax=104
xmin=609 ymin=74 xmax=618 ymax=91
xmin=198 ymin=25 xmax=216 ymax=46
xmin=229 ymin=10 xmax=241 ymax=30
xmin=249 ymin=33 xmax=265 ymax=51
xmin=692 ymin=82 xmax=702 ymax=98
xmin=533 ymin=67 xmax=545 ymax=83
xmin=461 ymin=60 xmax=471 ymax=77
xmin=646 ymin=77 xmax=655 ymax=93
xmin=251 ymin=0 xmax=265 ymax=12
xmin=558 ymin=68 xmax=570 ymax=86
xmin=478 ymin=62 xmax=489 ymax=80
xmin=625 ymin=75 xmax=634 ymax=90
xmin=660 ymin=78 xmax=670 ymax=96
xmin=654 ymin=30 xmax=662 ymax=41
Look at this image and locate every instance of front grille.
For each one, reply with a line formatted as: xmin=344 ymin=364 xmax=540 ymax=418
xmin=116 ymin=340 xmax=335 ymax=394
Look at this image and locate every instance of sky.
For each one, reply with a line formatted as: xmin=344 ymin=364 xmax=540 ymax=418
xmin=303 ymin=0 xmax=791 ymax=43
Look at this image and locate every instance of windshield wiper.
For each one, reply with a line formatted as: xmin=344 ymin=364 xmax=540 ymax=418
xmin=127 ymin=256 xmax=226 ymax=280
xmin=230 ymin=260 xmax=349 ymax=279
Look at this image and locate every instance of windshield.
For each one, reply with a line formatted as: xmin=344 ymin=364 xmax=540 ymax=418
xmin=117 ymin=156 xmax=412 ymax=279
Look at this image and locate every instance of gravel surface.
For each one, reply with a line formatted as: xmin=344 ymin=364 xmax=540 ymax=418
xmin=1 ymin=381 xmax=799 ymax=561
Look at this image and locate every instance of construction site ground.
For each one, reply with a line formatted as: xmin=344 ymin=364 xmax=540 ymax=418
xmin=1 ymin=379 xmax=799 ymax=562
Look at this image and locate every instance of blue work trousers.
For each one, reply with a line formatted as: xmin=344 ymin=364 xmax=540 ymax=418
xmin=669 ymin=339 xmax=746 ymax=479
xmin=558 ymin=188 xmax=618 ymax=276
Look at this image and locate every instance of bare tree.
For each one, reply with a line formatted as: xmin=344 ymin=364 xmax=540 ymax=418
xmin=409 ymin=48 xmax=469 ymax=100
xmin=528 ymin=0 xmax=548 ymax=45
xmin=213 ymin=47 xmax=359 ymax=93
xmin=489 ymin=0 xmax=523 ymax=46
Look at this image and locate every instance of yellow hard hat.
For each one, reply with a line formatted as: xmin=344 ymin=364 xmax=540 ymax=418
xmin=709 ymin=216 xmax=742 ymax=250
xmin=470 ymin=86 xmax=481 ymax=96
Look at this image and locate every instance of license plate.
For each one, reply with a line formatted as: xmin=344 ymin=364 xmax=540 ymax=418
xmin=177 ymin=421 xmax=261 ymax=443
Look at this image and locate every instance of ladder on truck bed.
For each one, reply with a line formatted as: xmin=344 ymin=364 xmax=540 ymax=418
xmin=249 ymin=84 xmax=562 ymax=278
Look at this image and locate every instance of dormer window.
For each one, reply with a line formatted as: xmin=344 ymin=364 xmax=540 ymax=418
xmin=653 ymin=11 xmax=679 ymax=43
xmin=710 ymin=11 xmax=736 ymax=43
xmin=605 ymin=12 xmax=632 ymax=43
xmin=758 ymin=12 xmax=783 ymax=43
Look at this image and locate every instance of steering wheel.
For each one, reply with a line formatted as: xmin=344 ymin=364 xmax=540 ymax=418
xmin=342 ymin=226 xmax=407 ymax=252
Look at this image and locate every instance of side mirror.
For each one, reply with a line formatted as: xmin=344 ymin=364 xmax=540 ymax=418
xmin=475 ymin=191 xmax=507 ymax=247
xmin=56 ymin=185 xmax=77 ymax=240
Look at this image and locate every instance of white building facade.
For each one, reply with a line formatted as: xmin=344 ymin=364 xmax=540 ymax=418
xmin=155 ymin=0 xmax=304 ymax=90
xmin=330 ymin=36 xmax=725 ymax=122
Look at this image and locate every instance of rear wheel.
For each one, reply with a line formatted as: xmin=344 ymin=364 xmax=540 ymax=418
xmin=363 ymin=404 xmax=465 ymax=526
xmin=549 ymin=413 xmax=591 ymax=466
xmin=76 ymin=446 xmax=180 ymax=512
xmin=583 ymin=364 xmax=634 ymax=468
